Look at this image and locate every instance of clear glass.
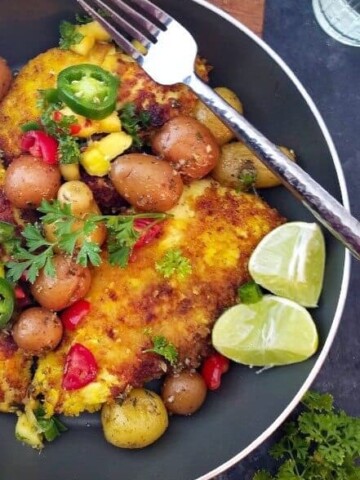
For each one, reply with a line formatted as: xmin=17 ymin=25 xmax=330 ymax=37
xmin=313 ymin=0 xmax=360 ymax=46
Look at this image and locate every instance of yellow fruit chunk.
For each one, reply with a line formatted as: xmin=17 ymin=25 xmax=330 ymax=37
xmin=79 ymin=21 xmax=111 ymax=42
xmin=59 ymin=107 xmax=121 ymax=138
xmin=70 ymin=34 xmax=95 ymax=56
xmin=80 ymin=132 xmax=133 ymax=176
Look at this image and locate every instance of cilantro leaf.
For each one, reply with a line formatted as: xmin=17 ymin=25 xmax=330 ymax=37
xmin=77 ymin=241 xmax=102 ymax=267
xmin=155 ymin=249 xmax=192 ymax=279
xmin=59 ymin=21 xmax=84 ymax=50
xmin=119 ymin=102 xmax=151 ymax=148
xmin=144 ymin=335 xmax=178 ymax=366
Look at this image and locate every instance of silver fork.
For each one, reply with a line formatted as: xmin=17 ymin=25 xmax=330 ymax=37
xmin=77 ymin=0 xmax=360 ymax=260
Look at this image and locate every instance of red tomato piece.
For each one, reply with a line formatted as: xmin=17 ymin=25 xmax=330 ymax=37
xmin=60 ymin=299 xmax=91 ymax=331
xmin=201 ymin=353 xmax=230 ymax=390
xmin=21 ymin=130 xmax=58 ymax=165
xmin=62 ymin=343 xmax=98 ymax=391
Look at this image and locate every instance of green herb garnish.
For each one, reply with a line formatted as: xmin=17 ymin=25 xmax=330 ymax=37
xmin=155 ymin=249 xmax=192 ymax=279
xmin=253 ymin=391 xmax=360 ymax=480
xmin=34 ymin=406 xmax=67 ymax=442
xmin=238 ymin=281 xmax=263 ymax=304
xmin=119 ymin=102 xmax=151 ymax=148
xmin=59 ymin=21 xmax=84 ymax=50
xmin=144 ymin=335 xmax=178 ymax=366
xmin=5 ymin=200 xmax=169 ymax=283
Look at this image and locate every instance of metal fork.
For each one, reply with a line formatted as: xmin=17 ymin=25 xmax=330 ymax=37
xmin=77 ymin=0 xmax=360 ymax=260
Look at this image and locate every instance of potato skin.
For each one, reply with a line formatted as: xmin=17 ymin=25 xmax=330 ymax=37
xmin=4 ymin=155 xmax=61 ymax=208
xmin=151 ymin=116 xmax=220 ymax=179
xmin=0 ymin=57 xmax=12 ymax=101
xmin=101 ymin=388 xmax=168 ymax=448
xmin=161 ymin=371 xmax=207 ymax=415
xmin=194 ymin=87 xmax=243 ymax=145
xmin=31 ymin=254 xmax=92 ymax=311
xmin=12 ymin=307 xmax=63 ymax=356
xmin=212 ymin=142 xmax=296 ymax=189
xmin=110 ymin=153 xmax=183 ymax=212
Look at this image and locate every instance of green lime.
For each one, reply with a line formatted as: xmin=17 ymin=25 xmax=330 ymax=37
xmin=248 ymin=222 xmax=325 ymax=307
xmin=212 ymin=295 xmax=318 ymax=366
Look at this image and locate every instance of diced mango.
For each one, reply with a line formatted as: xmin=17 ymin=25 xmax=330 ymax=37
xmin=80 ymin=132 xmax=133 ymax=177
xmin=79 ymin=21 xmax=111 ymax=42
xmin=60 ymin=163 xmax=81 ymax=181
xmin=59 ymin=107 xmax=121 ymax=138
xmin=81 ymin=145 xmax=111 ymax=177
xmin=87 ymin=43 xmax=114 ymax=65
xmin=70 ymin=34 xmax=95 ymax=56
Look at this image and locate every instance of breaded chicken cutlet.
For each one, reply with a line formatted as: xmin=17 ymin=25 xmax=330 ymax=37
xmin=32 ymin=180 xmax=284 ymax=416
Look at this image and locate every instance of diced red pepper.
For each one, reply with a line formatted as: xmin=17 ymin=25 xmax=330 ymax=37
xmin=201 ymin=353 xmax=230 ymax=390
xmin=60 ymin=299 xmax=90 ymax=331
xmin=70 ymin=123 xmax=81 ymax=135
xmin=14 ymin=285 xmax=26 ymax=300
xmin=62 ymin=343 xmax=98 ymax=391
xmin=53 ymin=110 xmax=63 ymax=122
xmin=133 ymin=219 xmax=163 ymax=250
xmin=21 ymin=130 xmax=58 ymax=165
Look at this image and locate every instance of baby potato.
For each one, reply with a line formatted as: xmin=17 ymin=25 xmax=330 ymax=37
xmin=12 ymin=307 xmax=63 ymax=356
xmin=194 ymin=87 xmax=243 ymax=145
xmin=161 ymin=371 xmax=207 ymax=416
xmin=101 ymin=388 xmax=168 ymax=449
xmin=58 ymin=180 xmax=100 ymax=216
xmin=110 ymin=153 xmax=183 ymax=212
xmin=31 ymin=254 xmax=91 ymax=311
xmin=212 ymin=142 xmax=296 ymax=189
xmin=0 ymin=57 xmax=12 ymax=101
xmin=4 ymin=155 xmax=61 ymax=208
xmin=151 ymin=116 xmax=220 ymax=179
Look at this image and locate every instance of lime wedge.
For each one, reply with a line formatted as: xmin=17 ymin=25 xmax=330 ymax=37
xmin=212 ymin=295 xmax=318 ymax=366
xmin=248 ymin=222 xmax=325 ymax=307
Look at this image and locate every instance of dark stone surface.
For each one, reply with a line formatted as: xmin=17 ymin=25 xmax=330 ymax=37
xmin=219 ymin=1 xmax=360 ymax=478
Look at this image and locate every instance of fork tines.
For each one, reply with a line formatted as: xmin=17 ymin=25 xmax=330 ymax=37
xmin=76 ymin=0 xmax=172 ymax=61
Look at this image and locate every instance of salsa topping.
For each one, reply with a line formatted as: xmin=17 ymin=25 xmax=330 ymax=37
xmin=62 ymin=343 xmax=98 ymax=390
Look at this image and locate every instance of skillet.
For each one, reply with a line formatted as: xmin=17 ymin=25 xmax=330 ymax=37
xmin=0 ymin=0 xmax=350 ymax=479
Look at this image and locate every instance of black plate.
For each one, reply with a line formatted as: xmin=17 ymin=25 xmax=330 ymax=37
xmin=0 ymin=1 xmax=350 ymax=479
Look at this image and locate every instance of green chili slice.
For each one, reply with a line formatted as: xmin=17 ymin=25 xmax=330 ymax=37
xmin=57 ymin=64 xmax=119 ymax=120
xmin=0 ymin=278 xmax=14 ymax=328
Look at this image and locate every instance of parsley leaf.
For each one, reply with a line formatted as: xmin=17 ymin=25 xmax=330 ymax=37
xmin=59 ymin=21 xmax=84 ymax=50
xmin=144 ymin=335 xmax=178 ymax=366
xmin=253 ymin=391 xmax=360 ymax=480
xmin=119 ymin=102 xmax=151 ymax=148
xmin=34 ymin=406 xmax=67 ymax=442
xmin=155 ymin=249 xmax=192 ymax=279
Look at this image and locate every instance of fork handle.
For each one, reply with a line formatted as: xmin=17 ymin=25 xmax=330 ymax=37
xmin=188 ymin=74 xmax=360 ymax=261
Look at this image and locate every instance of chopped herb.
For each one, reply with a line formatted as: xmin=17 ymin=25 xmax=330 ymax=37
xmin=21 ymin=121 xmax=41 ymax=133
xmin=237 ymin=161 xmax=257 ymax=192
xmin=6 ymin=200 xmax=170 ymax=282
xmin=238 ymin=281 xmax=263 ymax=304
xmin=34 ymin=406 xmax=67 ymax=442
xmin=58 ymin=135 xmax=81 ymax=164
xmin=253 ymin=391 xmax=360 ymax=480
xmin=156 ymin=249 xmax=192 ymax=279
xmin=59 ymin=21 xmax=84 ymax=50
xmin=119 ymin=102 xmax=151 ymax=148
xmin=144 ymin=335 xmax=178 ymax=366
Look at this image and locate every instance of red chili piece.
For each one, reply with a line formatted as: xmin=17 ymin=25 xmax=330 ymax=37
xmin=133 ymin=218 xmax=162 ymax=250
xmin=14 ymin=285 xmax=26 ymax=300
xmin=201 ymin=353 xmax=230 ymax=390
xmin=70 ymin=123 xmax=81 ymax=135
xmin=60 ymin=299 xmax=91 ymax=331
xmin=62 ymin=343 xmax=98 ymax=391
xmin=53 ymin=110 xmax=63 ymax=122
xmin=21 ymin=130 xmax=58 ymax=165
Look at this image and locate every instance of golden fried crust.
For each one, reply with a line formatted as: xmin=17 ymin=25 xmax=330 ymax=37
xmin=32 ymin=180 xmax=284 ymax=416
xmin=0 ymin=332 xmax=32 ymax=412
xmin=0 ymin=46 xmax=208 ymax=160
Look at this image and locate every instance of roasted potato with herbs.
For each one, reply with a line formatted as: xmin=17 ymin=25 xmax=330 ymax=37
xmin=212 ymin=142 xmax=296 ymax=189
xmin=101 ymin=388 xmax=168 ymax=449
xmin=194 ymin=87 xmax=243 ymax=145
xmin=162 ymin=371 xmax=207 ymax=415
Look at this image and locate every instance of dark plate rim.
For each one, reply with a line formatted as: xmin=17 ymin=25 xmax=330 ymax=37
xmin=191 ymin=1 xmax=351 ymax=478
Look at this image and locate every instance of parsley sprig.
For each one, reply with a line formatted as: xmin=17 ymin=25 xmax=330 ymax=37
xmin=155 ymin=249 xmax=192 ymax=279
xmin=253 ymin=391 xmax=360 ymax=480
xmin=37 ymin=89 xmax=81 ymax=165
xmin=5 ymin=200 xmax=169 ymax=283
xmin=59 ymin=21 xmax=84 ymax=50
xmin=119 ymin=102 xmax=151 ymax=148
xmin=144 ymin=335 xmax=178 ymax=366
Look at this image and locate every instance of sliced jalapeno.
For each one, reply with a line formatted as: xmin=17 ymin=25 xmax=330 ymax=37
xmin=57 ymin=64 xmax=119 ymax=120
xmin=0 ymin=278 xmax=14 ymax=328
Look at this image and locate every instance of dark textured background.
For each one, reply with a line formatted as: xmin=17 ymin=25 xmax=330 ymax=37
xmin=219 ymin=0 xmax=360 ymax=478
